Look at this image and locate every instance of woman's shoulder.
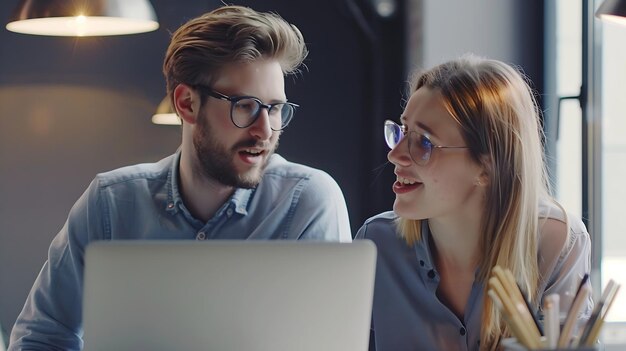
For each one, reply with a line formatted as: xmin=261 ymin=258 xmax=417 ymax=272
xmin=537 ymin=199 xmax=591 ymax=280
xmin=355 ymin=211 xmax=399 ymax=240
xmin=538 ymin=199 xmax=589 ymax=244
xmin=363 ymin=211 xmax=398 ymax=225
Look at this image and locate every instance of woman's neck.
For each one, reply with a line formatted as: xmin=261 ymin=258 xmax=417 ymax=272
xmin=427 ymin=214 xmax=483 ymax=271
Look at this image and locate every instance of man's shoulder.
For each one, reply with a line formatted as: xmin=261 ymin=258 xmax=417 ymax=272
xmin=263 ymin=154 xmax=335 ymax=183
xmin=256 ymin=153 xmax=346 ymax=211
xmin=94 ymin=154 xmax=174 ymax=188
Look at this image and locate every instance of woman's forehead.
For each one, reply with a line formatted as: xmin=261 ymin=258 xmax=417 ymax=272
xmin=402 ymin=87 xmax=463 ymax=140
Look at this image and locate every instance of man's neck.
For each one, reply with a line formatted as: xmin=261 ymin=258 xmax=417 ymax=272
xmin=178 ymin=151 xmax=235 ymax=223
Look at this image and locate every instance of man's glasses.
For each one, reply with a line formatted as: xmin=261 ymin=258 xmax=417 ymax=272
xmin=194 ymin=85 xmax=298 ymax=131
xmin=383 ymin=120 xmax=468 ymax=165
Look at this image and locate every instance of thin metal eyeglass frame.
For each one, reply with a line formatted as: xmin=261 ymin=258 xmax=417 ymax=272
xmin=383 ymin=119 xmax=468 ymax=165
xmin=193 ymin=85 xmax=299 ymax=131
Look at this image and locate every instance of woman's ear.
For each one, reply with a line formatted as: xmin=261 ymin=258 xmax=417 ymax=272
xmin=475 ymin=154 xmax=492 ymax=187
xmin=475 ymin=173 xmax=489 ymax=187
xmin=173 ymin=84 xmax=199 ymax=124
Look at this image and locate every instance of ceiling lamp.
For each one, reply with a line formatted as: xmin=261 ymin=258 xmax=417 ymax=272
xmin=6 ymin=0 xmax=159 ymax=36
xmin=152 ymin=96 xmax=181 ymax=125
xmin=596 ymin=0 xmax=626 ymax=26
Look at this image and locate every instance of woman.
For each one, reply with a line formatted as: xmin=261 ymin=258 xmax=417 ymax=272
xmin=357 ymin=55 xmax=592 ymax=351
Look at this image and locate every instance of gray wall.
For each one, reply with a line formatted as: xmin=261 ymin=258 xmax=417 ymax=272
xmin=408 ymin=0 xmax=543 ymax=89
xmin=0 ymin=0 xmax=543 ymax=338
xmin=0 ymin=0 xmax=210 ymax=337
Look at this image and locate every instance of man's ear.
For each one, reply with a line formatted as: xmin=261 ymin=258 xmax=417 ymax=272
xmin=173 ymin=84 xmax=199 ymax=125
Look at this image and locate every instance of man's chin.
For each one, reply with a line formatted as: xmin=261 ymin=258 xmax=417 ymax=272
xmin=232 ymin=168 xmax=264 ymax=188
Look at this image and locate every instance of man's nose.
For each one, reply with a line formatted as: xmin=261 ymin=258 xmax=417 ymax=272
xmin=248 ymin=107 xmax=273 ymax=140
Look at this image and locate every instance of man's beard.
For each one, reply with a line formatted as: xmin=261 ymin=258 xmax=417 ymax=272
xmin=192 ymin=116 xmax=277 ymax=188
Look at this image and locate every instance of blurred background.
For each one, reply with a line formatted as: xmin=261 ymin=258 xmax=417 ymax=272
xmin=0 ymin=0 xmax=624 ymax=346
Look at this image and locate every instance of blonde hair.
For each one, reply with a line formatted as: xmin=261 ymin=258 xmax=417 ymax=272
xmin=397 ymin=55 xmax=552 ymax=350
xmin=162 ymin=5 xmax=308 ymax=105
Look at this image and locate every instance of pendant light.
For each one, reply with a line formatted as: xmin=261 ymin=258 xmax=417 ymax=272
xmin=596 ymin=0 xmax=626 ymax=26
xmin=152 ymin=96 xmax=181 ymax=125
xmin=6 ymin=0 xmax=159 ymax=36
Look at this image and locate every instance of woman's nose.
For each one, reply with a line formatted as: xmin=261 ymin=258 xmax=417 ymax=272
xmin=387 ymin=138 xmax=412 ymax=167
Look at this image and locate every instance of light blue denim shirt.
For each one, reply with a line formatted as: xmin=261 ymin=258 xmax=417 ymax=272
xmin=9 ymin=151 xmax=351 ymax=351
xmin=356 ymin=200 xmax=592 ymax=351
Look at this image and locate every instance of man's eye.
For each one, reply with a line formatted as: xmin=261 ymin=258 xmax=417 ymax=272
xmin=269 ymin=104 xmax=284 ymax=115
xmin=235 ymin=100 xmax=257 ymax=112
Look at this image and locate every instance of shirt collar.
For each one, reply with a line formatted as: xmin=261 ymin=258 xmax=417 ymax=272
xmin=165 ymin=149 xmax=183 ymax=214
xmin=417 ymin=220 xmax=482 ymax=279
xmin=415 ymin=220 xmax=436 ymax=270
xmin=165 ymin=149 xmax=253 ymax=216
xmin=231 ymin=187 xmax=253 ymax=215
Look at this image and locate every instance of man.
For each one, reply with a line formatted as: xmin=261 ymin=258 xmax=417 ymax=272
xmin=9 ymin=6 xmax=351 ymax=350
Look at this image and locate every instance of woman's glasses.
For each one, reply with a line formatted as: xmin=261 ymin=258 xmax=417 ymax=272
xmin=383 ymin=120 xmax=468 ymax=165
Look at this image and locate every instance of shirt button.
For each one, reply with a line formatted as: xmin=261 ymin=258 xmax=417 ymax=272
xmin=427 ymin=270 xmax=436 ymax=279
xmin=226 ymin=208 xmax=233 ymax=217
xmin=167 ymin=202 xmax=174 ymax=209
xmin=196 ymin=232 xmax=206 ymax=240
xmin=460 ymin=327 xmax=466 ymax=336
xmin=419 ymin=260 xmax=425 ymax=267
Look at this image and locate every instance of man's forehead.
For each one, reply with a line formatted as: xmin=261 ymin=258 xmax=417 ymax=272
xmin=211 ymin=60 xmax=286 ymax=97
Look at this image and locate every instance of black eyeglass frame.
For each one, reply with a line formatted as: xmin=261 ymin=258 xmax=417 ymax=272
xmin=384 ymin=119 xmax=468 ymax=166
xmin=193 ymin=85 xmax=299 ymax=131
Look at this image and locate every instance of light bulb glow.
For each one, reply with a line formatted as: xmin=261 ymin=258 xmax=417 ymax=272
xmin=6 ymin=16 xmax=159 ymax=36
xmin=599 ymin=14 xmax=626 ymax=26
xmin=151 ymin=113 xmax=181 ymax=125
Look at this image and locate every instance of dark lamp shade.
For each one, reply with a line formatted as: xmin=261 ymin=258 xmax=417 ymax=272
xmin=6 ymin=0 xmax=159 ymax=36
xmin=596 ymin=0 xmax=626 ymax=26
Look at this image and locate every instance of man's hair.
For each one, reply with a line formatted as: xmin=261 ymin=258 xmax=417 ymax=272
xmin=396 ymin=54 xmax=557 ymax=350
xmin=163 ymin=5 xmax=308 ymax=104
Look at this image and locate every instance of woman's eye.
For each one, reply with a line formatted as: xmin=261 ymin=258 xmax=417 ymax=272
xmin=419 ymin=135 xmax=433 ymax=148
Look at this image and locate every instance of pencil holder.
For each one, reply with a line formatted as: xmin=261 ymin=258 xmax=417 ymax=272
xmin=500 ymin=338 xmax=598 ymax=351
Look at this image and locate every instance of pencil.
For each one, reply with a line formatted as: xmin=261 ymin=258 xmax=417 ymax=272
xmin=492 ymin=267 xmax=542 ymax=340
xmin=488 ymin=289 xmax=528 ymax=348
xmin=488 ymin=276 xmax=541 ymax=349
xmin=558 ymin=283 xmax=591 ymax=347
xmin=583 ymin=283 xmax=621 ymax=347
xmin=543 ymin=294 xmax=560 ymax=348
xmin=578 ymin=280 xmax=615 ymax=345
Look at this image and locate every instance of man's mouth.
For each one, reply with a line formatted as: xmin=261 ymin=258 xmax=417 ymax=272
xmin=237 ymin=148 xmax=266 ymax=165
xmin=240 ymin=148 xmax=264 ymax=156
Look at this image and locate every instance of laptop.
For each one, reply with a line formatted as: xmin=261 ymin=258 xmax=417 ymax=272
xmin=82 ymin=240 xmax=376 ymax=351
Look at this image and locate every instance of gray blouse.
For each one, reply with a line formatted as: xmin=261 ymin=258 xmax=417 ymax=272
xmin=356 ymin=200 xmax=593 ymax=351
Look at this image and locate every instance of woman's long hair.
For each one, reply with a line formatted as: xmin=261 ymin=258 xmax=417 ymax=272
xmin=396 ymin=55 xmax=552 ymax=350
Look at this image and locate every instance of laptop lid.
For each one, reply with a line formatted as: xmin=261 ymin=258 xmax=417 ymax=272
xmin=82 ymin=240 xmax=376 ymax=351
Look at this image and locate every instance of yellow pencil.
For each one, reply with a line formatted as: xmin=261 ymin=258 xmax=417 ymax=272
xmin=583 ymin=284 xmax=621 ymax=347
xmin=488 ymin=276 xmax=541 ymax=349
xmin=493 ymin=267 xmax=542 ymax=341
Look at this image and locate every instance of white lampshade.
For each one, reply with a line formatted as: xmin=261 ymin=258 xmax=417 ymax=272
xmin=152 ymin=96 xmax=181 ymax=126
xmin=596 ymin=0 xmax=626 ymax=26
xmin=6 ymin=0 xmax=159 ymax=36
